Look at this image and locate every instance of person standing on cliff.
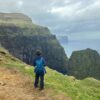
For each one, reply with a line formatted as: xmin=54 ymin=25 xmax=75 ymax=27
xmin=33 ymin=50 xmax=46 ymax=90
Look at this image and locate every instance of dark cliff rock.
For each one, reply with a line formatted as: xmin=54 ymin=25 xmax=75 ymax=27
xmin=0 ymin=13 xmax=68 ymax=74
xmin=68 ymin=48 xmax=100 ymax=79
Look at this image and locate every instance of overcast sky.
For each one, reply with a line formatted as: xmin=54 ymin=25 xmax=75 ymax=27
xmin=0 ymin=0 xmax=100 ymax=56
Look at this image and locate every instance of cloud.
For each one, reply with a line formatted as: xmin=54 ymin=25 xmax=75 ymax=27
xmin=0 ymin=0 xmax=24 ymax=12
xmin=0 ymin=0 xmax=100 ymax=39
xmin=17 ymin=1 xmax=24 ymax=7
xmin=48 ymin=0 xmax=100 ymax=21
xmin=48 ymin=2 xmax=81 ymax=19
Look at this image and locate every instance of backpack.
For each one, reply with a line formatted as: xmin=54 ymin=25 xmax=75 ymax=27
xmin=34 ymin=58 xmax=45 ymax=74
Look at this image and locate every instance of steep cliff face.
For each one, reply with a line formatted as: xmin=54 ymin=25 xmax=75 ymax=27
xmin=0 ymin=13 xmax=68 ymax=74
xmin=68 ymin=48 xmax=100 ymax=79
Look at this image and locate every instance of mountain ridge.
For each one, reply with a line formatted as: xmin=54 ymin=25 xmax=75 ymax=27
xmin=0 ymin=13 xmax=32 ymax=22
xmin=0 ymin=13 xmax=68 ymax=74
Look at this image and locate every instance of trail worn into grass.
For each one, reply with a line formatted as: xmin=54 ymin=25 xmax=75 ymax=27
xmin=0 ymin=67 xmax=71 ymax=100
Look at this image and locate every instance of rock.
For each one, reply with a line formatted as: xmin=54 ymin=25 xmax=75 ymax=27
xmin=0 ymin=81 xmax=6 ymax=86
xmin=68 ymin=48 xmax=100 ymax=79
xmin=0 ymin=57 xmax=3 ymax=61
xmin=0 ymin=13 xmax=68 ymax=74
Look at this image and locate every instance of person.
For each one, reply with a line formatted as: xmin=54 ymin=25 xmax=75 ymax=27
xmin=33 ymin=50 xmax=46 ymax=90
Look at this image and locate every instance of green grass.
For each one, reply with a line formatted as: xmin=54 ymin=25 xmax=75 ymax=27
xmin=2 ymin=62 xmax=100 ymax=100
xmin=0 ymin=19 xmax=47 ymax=30
xmin=0 ymin=48 xmax=100 ymax=100
xmin=0 ymin=19 xmax=51 ymax=36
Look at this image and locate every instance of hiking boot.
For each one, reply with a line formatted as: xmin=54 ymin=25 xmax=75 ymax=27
xmin=39 ymin=88 xmax=44 ymax=91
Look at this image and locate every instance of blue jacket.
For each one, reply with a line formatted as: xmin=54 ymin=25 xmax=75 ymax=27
xmin=33 ymin=56 xmax=46 ymax=74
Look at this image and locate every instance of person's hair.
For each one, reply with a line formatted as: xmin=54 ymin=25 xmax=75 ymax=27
xmin=36 ymin=50 xmax=42 ymax=56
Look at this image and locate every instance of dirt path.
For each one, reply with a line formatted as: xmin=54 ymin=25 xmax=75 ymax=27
xmin=0 ymin=67 xmax=71 ymax=100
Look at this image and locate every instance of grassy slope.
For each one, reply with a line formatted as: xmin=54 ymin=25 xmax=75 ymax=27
xmin=0 ymin=19 xmax=48 ymax=32
xmin=0 ymin=48 xmax=100 ymax=100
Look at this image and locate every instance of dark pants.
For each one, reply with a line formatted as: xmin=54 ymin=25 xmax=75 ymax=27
xmin=34 ymin=73 xmax=44 ymax=89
